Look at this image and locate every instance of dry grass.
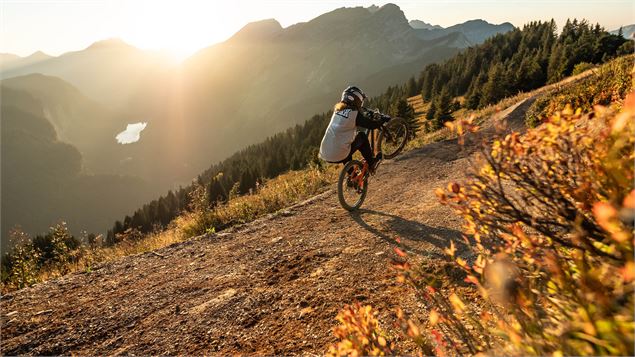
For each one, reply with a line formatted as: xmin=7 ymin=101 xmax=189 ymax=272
xmin=11 ymin=166 xmax=338 ymax=288
xmin=36 ymin=228 xmax=187 ymax=281
xmin=403 ymin=90 xmax=532 ymax=151
xmin=179 ymin=166 xmax=338 ymax=237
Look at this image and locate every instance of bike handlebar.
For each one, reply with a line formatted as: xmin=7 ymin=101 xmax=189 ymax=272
xmin=361 ymin=107 xmax=391 ymax=124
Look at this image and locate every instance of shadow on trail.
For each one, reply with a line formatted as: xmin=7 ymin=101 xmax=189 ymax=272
xmin=348 ymin=209 xmax=465 ymax=258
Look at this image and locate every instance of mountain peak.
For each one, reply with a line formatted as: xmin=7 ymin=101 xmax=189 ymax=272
xmin=376 ymin=3 xmax=402 ymax=16
xmin=454 ymin=19 xmax=514 ymax=29
xmin=409 ymin=20 xmax=443 ymax=30
xmin=372 ymin=3 xmax=408 ymax=26
xmin=86 ymin=38 xmax=135 ymax=51
xmin=463 ymin=19 xmax=488 ymax=25
xmin=367 ymin=4 xmax=380 ymax=13
xmin=26 ymin=50 xmax=52 ymax=60
xmin=230 ymin=19 xmax=283 ymax=42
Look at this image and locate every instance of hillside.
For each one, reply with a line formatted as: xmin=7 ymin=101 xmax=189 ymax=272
xmin=409 ymin=20 xmax=442 ymax=30
xmin=0 ymin=86 xmax=155 ymax=250
xmin=0 ymin=74 xmax=129 ymax=174
xmin=0 ymin=67 xmax=592 ymax=354
xmin=0 ymin=112 xmax=487 ymax=355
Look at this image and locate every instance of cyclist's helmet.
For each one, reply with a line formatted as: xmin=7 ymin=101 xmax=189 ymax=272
xmin=341 ymin=85 xmax=366 ymax=109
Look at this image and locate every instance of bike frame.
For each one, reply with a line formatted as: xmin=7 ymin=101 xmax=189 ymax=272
xmin=350 ymin=160 xmax=369 ymax=188
xmin=351 ymin=124 xmax=381 ymax=188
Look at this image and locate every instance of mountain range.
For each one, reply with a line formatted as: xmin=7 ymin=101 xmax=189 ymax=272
xmin=0 ymin=3 xmax=515 ymax=245
xmin=412 ymin=19 xmax=514 ymax=44
xmin=1 ymin=40 xmax=173 ymax=109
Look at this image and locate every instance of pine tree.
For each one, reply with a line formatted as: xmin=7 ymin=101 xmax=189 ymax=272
xmin=420 ymin=66 xmax=436 ymax=101
xmin=480 ymin=63 xmax=506 ymax=106
xmin=405 ymin=77 xmax=418 ymax=97
xmin=425 ymin=99 xmax=437 ymax=121
xmin=547 ymin=43 xmax=565 ymax=82
xmin=465 ymin=90 xmax=481 ymax=110
xmin=434 ymin=89 xmax=453 ymax=128
xmin=391 ymin=98 xmax=419 ymax=138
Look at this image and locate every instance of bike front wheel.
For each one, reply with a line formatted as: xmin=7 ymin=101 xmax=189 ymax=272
xmin=337 ymin=160 xmax=368 ymax=211
xmin=378 ymin=117 xmax=409 ymax=159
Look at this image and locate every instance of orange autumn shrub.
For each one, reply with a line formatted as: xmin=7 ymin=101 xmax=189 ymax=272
xmin=331 ymin=94 xmax=634 ymax=355
xmin=432 ymin=96 xmax=634 ymax=355
xmin=327 ymin=303 xmax=395 ymax=357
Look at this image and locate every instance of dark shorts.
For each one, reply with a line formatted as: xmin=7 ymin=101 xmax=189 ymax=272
xmin=328 ymin=132 xmax=373 ymax=164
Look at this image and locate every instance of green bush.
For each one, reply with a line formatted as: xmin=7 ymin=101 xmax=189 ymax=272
xmin=2 ymin=222 xmax=81 ymax=289
xmin=572 ymin=62 xmax=595 ymax=75
xmin=526 ymin=54 xmax=633 ymax=127
xmin=2 ymin=229 xmax=41 ymax=289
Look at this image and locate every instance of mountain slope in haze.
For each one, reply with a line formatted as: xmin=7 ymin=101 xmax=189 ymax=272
xmin=0 ymin=74 xmax=150 ymax=181
xmin=0 ymin=86 xmax=155 ymax=249
xmin=0 ymin=51 xmax=53 ymax=72
xmin=409 ymin=19 xmax=442 ymax=30
xmin=1 ymin=74 xmax=120 ymax=162
xmin=0 ymin=39 xmax=174 ymax=108
xmin=0 ymin=53 xmax=21 ymax=67
xmin=611 ymin=24 xmax=635 ymax=38
xmin=413 ymin=19 xmax=514 ymax=44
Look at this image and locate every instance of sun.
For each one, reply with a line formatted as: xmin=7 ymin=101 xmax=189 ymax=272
xmin=119 ymin=0 xmax=238 ymax=61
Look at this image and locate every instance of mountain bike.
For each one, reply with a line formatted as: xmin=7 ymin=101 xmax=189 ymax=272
xmin=337 ymin=109 xmax=409 ymax=210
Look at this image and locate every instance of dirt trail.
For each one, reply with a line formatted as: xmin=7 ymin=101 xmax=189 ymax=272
xmin=1 ymin=97 xmax=535 ymax=355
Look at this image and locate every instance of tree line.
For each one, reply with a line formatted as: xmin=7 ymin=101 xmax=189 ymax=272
xmin=418 ymin=19 xmax=630 ymax=128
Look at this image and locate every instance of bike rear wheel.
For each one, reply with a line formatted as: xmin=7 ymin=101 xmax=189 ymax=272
xmin=378 ymin=117 xmax=409 ymax=159
xmin=337 ymin=160 xmax=368 ymax=211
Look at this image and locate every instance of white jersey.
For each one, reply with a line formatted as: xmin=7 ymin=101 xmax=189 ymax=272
xmin=319 ymin=108 xmax=359 ymax=162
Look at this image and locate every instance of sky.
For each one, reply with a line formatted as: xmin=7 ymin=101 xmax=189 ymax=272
xmin=1 ymin=0 xmax=633 ymax=60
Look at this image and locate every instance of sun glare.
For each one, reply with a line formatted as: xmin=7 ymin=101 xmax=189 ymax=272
xmin=118 ymin=0 xmax=239 ymax=61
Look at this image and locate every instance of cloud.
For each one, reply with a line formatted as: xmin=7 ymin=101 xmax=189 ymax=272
xmin=116 ymin=122 xmax=147 ymax=144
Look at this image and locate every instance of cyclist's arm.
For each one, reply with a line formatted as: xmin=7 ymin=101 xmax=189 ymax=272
xmin=354 ymin=110 xmax=382 ymax=129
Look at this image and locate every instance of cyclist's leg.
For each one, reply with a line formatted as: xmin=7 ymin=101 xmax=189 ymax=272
xmin=351 ymin=132 xmax=374 ymax=164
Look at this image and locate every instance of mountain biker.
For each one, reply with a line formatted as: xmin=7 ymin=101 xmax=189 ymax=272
xmin=319 ymin=85 xmax=389 ymax=174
